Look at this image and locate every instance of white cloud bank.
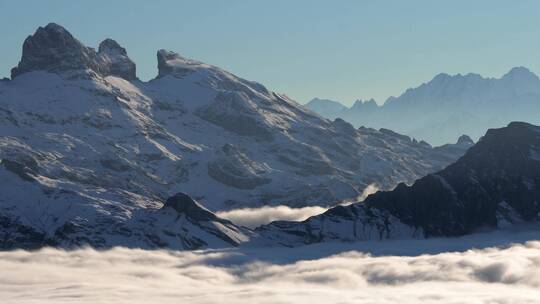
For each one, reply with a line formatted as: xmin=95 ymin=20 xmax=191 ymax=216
xmin=217 ymin=184 xmax=380 ymax=228
xmin=2 ymin=235 xmax=540 ymax=304
xmin=217 ymin=205 xmax=327 ymax=228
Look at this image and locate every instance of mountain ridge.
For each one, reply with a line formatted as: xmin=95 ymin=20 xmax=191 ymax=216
xmin=306 ymin=67 xmax=540 ymax=145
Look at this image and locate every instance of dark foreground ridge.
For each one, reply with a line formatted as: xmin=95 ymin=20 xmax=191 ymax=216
xmin=259 ymin=122 xmax=540 ymax=245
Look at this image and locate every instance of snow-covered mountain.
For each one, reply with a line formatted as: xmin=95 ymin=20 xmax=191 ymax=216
xmin=307 ymin=68 xmax=540 ymax=145
xmin=0 ymin=23 xmax=471 ymax=249
xmin=257 ymin=122 xmax=540 ymax=246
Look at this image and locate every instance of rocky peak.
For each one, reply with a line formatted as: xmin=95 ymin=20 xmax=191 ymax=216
xmin=350 ymin=98 xmax=378 ymax=112
xmin=11 ymin=23 xmax=136 ymax=81
xmin=156 ymin=49 xmax=202 ymax=78
xmin=162 ymin=192 xmax=218 ymax=222
xmin=11 ymin=23 xmax=101 ymax=79
xmin=97 ymin=38 xmax=136 ymax=80
xmin=98 ymin=38 xmax=124 ymax=54
xmin=467 ymin=122 xmax=540 ymax=166
xmin=456 ymin=135 xmax=474 ymax=145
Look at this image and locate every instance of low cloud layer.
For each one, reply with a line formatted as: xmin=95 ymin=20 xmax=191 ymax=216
xmin=217 ymin=205 xmax=327 ymax=228
xmin=2 ymin=237 xmax=540 ymax=304
xmin=217 ymin=184 xmax=380 ymax=228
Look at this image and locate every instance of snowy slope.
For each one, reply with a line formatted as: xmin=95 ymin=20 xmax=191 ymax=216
xmin=0 ymin=23 xmax=471 ymax=249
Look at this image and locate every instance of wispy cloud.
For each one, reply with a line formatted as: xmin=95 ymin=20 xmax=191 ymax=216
xmin=217 ymin=184 xmax=380 ymax=228
xmin=217 ymin=205 xmax=327 ymax=228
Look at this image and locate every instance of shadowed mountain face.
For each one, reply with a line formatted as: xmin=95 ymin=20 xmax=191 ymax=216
xmin=306 ymin=68 xmax=540 ymax=145
xmin=0 ymin=24 xmax=471 ymax=250
xmin=258 ymin=122 xmax=540 ymax=246
xmin=11 ymin=23 xmax=136 ymax=80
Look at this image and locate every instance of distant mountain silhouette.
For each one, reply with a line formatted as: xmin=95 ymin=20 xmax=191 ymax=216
xmin=306 ymin=67 xmax=540 ymax=145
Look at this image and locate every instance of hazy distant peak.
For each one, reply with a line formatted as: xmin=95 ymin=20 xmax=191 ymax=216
xmin=502 ymin=66 xmax=539 ymax=81
xmin=306 ymin=97 xmax=346 ymax=107
xmin=352 ymin=98 xmax=377 ymax=106
xmin=432 ymin=72 xmax=452 ymax=82
xmin=353 ymin=98 xmax=377 ymax=105
xmin=304 ymin=98 xmax=348 ymax=118
xmin=456 ymin=134 xmax=474 ymax=145
xmin=350 ymin=98 xmax=378 ymax=112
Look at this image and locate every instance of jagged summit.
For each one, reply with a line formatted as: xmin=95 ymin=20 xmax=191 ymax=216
xmin=11 ymin=23 xmax=100 ymax=78
xmin=156 ymin=49 xmax=205 ymax=78
xmin=350 ymin=98 xmax=378 ymax=112
xmin=11 ymin=23 xmax=136 ymax=80
xmin=98 ymin=38 xmax=136 ymax=80
xmin=307 ymin=66 xmax=540 ymax=145
xmin=162 ymin=192 xmax=219 ymax=222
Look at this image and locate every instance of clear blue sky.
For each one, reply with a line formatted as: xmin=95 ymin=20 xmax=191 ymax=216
xmin=1 ymin=0 xmax=539 ymax=105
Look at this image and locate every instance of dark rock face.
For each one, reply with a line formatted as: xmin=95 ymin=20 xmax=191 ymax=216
xmin=162 ymin=192 xmax=219 ymax=222
xmin=98 ymin=39 xmax=137 ymax=80
xmin=11 ymin=23 xmax=136 ymax=80
xmin=156 ymin=49 xmax=200 ymax=78
xmin=1 ymin=159 xmax=37 ymax=182
xmin=0 ymin=215 xmax=51 ymax=250
xmin=11 ymin=23 xmax=101 ymax=78
xmin=368 ymin=122 xmax=540 ymax=237
xmin=161 ymin=193 xmax=249 ymax=248
xmin=260 ymin=122 xmax=540 ymax=243
xmin=156 ymin=49 xmax=178 ymax=78
xmin=373 ymin=122 xmax=540 ymax=234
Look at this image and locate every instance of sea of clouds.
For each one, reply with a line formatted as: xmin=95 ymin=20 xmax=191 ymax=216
xmin=2 ymin=227 xmax=540 ymax=304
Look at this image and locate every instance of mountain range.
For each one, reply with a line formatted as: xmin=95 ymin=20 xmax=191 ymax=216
xmin=0 ymin=24 xmax=472 ymax=249
xmin=306 ymin=68 xmax=540 ymax=145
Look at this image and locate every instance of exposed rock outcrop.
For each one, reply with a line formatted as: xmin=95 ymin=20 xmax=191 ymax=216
xmin=11 ymin=23 xmax=136 ymax=80
xmin=98 ymin=38 xmax=136 ymax=80
xmin=162 ymin=192 xmax=219 ymax=222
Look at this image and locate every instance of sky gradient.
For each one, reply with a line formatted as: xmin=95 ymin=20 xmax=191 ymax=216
xmin=1 ymin=0 xmax=539 ymax=105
